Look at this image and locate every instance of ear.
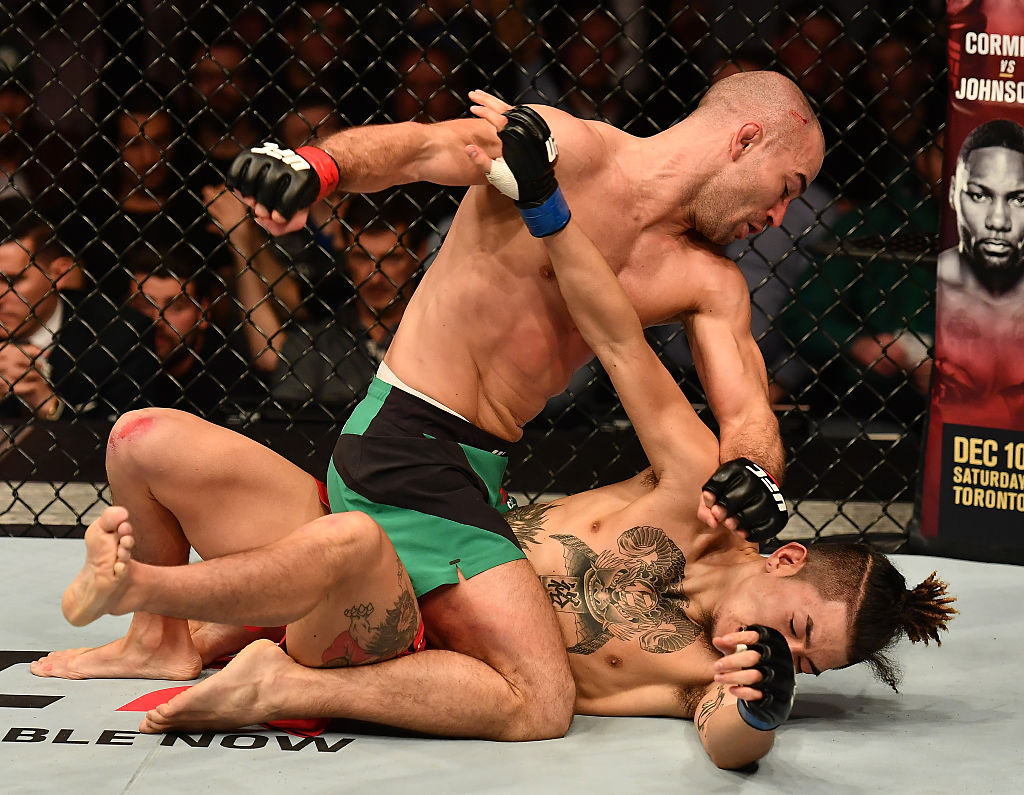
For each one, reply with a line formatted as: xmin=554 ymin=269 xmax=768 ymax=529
xmin=729 ymin=122 xmax=764 ymax=161
xmin=765 ymin=541 xmax=808 ymax=575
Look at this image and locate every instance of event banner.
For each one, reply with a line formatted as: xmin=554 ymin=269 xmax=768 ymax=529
xmin=914 ymin=0 xmax=1024 ymax=561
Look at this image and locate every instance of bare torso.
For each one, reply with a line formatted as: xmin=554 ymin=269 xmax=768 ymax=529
xmin=386 ymin=119 xmax=733 ymax=440
xmin=936 ymin=249 xmax=1024 ymax=422
xmin=505 ymin=470 xmax=755 ymax=719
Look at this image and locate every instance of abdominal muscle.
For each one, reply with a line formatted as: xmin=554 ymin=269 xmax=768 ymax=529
xmin=384 ymin=204 xmax=592 ymax=440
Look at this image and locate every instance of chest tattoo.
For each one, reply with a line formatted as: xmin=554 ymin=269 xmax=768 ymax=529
xmin=505 ymin=502 xmax=560 ymax=547
xmin=546 ymin=525 xmax=699 ymax=656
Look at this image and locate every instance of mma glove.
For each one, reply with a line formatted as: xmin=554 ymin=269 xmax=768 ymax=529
xmin=702 ymin=458 xmax=788 ymax=544
xmin=735 ymin=624 xmax=797 ymax=732
xmin=225 ymin=143 xmax=340 ymax=219
xmin=485 ymin=106 xmax=571 ymax=237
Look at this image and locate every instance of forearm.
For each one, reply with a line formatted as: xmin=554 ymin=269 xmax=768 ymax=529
xmin=700 ymin=700 xmax=775 ymax=770
xmin=234 ymin=224 xmax=303 ymax=316
xmin=319 ymin=118 xmax=496 ymax=192
xmin=229 ymin=224 xmax=286 ymax=372
xmin=718 ymin=410 xmax=786 ymax=483
xmin=542 ymin=220 xmax=642 ymax=351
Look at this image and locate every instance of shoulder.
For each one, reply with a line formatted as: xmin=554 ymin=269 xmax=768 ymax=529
xmin=937 ymin=247 xmax=964 ymax=286
xmin=529 ymin=105 xmax=623 ymax=160
xmin=676 ymin=234 xmax=749 ymax=308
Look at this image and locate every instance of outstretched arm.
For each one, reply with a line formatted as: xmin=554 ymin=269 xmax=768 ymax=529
xmin=226 ymin=116 xmax=504 ymax=235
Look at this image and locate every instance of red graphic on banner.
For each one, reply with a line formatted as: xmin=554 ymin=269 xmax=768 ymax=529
xmin=918 ymin=1 xmax=1024 ymax=553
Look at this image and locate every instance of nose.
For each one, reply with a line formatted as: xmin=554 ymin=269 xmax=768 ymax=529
xmin=766 ymin=197 xmax=791 ymax=229
xmin=987 ymin=198 xmax=1012 ymax=232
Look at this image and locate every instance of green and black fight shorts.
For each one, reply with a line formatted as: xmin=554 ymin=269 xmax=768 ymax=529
xmin=327 ymin=376 xmax=524 ymax=597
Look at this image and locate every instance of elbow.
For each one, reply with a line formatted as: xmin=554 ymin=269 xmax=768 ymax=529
xmin=703 ymin=725 xmax=775 ymax=770
xmin=710 ymin=750 xmax=767 ymax=771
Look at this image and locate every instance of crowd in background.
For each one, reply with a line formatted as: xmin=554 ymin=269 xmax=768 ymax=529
xmin=0 ymin=0 xmax=947 ymax=432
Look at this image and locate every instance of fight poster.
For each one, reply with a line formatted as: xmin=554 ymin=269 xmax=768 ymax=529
xmin=914 ymin=0 xmax=1024 ymax=562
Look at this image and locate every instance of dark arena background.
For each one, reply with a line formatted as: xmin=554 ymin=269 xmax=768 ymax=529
xmin=0 ymin=1 xmax=945 ymax=545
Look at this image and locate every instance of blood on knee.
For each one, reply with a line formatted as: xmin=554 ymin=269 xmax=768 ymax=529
xmin=107 ymin=410 xmax=158 ymax=454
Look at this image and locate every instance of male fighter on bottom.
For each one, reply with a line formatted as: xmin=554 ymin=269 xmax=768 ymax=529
xmin=35 ymin=101 xmax=955 ymax=769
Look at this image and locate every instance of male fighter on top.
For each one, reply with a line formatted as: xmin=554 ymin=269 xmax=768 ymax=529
xmin=38 ymin=93 xmax=953 ymax=770
xmin=212 ymin=72 xmax=822 ymax=738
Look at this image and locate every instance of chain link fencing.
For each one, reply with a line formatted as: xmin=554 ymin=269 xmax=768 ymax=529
xmin=0 ymin=0 xmax=947 ymax=544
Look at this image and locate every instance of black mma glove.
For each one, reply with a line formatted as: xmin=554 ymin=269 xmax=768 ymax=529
xmin=225 ymin=143 xmax=340 ymax=219
xmin=702 ymin=458 xmax=788 ymax=544
xmin=484 ymin=106 xmax=571 ymax=237
xmin=735 ymin=624 xmax=796 ymax=732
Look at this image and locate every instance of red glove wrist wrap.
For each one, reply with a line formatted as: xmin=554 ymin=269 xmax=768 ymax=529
xmin=295 ymin=146 xmax=341 ymax=201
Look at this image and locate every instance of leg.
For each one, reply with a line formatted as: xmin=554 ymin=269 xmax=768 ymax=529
xmin=32 ymin=408 xmax=326 ymax=679
xmin=142 ymin=559 xmax=575 ymax=741
xmin=56 ymin=508 xmax=419 ymax=663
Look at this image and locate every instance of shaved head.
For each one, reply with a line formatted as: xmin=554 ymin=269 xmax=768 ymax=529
xmin=695 ymin=70 xmax=822 ymax=152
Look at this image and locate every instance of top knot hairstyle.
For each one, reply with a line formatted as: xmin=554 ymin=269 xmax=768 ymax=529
xmin=797 ymin=544 xmax=957 ymax=691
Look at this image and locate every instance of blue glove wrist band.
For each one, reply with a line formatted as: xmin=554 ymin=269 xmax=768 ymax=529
xmin=737 ymin=700 xmax=781 ymax=732
xmin=519 ymin=189 xmax=571 ymax=237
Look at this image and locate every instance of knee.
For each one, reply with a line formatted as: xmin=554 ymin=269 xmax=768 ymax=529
xmin=106 ymin=408 xmax=173 ymax=468
xmin=306 ymin=511 xmax=389 ymax=572
xmin=504 ymin=665 xmax=576 ymax=741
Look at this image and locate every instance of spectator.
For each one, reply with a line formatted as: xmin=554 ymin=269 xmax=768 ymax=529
xmin=125 ymin=246 xmax=256 ymax=419
xmin=270 ymin=1 xmax=377 ymax=127
xmin=550 ymin=5 xmax=655 ymax=135
xmin=843 ymin=18 xmax=944 ymax=207
xmin=0 ymin=203 xmax=155 ymax=421
xmin=387 ymin=41 xmax=469 ymax=124
xmin=643 ymin=0 xmax=726 ymax=130
xmin=255 ymin=94 xmax=352 ymax=321
xmin=781 ymin=134 xmax=942 ymax=424
xmin=211 ymin=189 xmax=424 ymax=418
xmin=62 ymin=85 xmax=225 ymax=299
xmin=486 ymin=3 xmax=562 ymax=106
xmin=772 ymin=2 xmax=863 ymax=205
xmin=0 ymin=36 xmax=46 ymax=205
xmin=174 ymin=33 xmax=267 ymax=195
xmin=385 ymin=0 xmax=507 ymax=96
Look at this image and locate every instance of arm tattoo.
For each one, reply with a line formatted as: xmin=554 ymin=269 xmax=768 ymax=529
xmin=696 ymin=686 xmax=727 ymax=736
xmin=505 ymin=502 xmax=559 ymax=547
xmin=545 ymin=525 xmax=698 ymax=656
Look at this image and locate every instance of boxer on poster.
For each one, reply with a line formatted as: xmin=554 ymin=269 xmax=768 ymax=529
xmin=934 ymin=119 xmax=1024 ymax=426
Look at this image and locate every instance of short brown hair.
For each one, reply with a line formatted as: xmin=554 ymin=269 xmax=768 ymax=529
xmin=798 ymin=543 xmax=957 ymax=690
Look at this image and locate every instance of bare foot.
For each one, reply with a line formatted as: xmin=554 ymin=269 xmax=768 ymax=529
xmin=61 ymin=506 xmax=136 ymax=627
xmin=140 ymin=639 xmax=296 ymax=733
xmin=29 ymin=633 xmax=202 ymax=681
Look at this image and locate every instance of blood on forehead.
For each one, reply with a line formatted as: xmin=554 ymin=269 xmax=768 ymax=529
xmin=789 ymin=110 xmax=809 ymax=126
